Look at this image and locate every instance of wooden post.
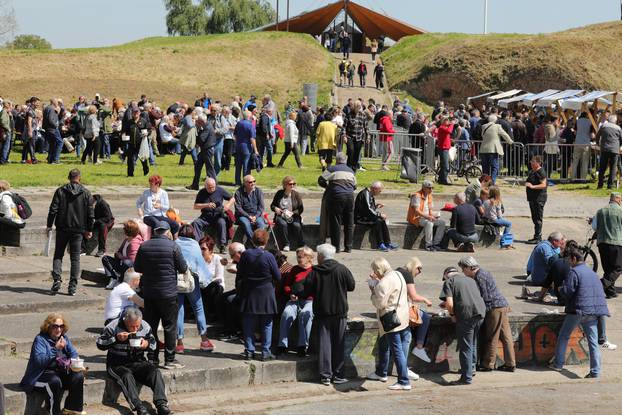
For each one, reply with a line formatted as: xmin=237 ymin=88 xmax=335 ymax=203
xmin=612 ymin=92 xmax=618 ymax=114
xmin=555 ymin=100 xmax=567 ymax=124
xmin=585 ymin=102 xmax=598 ymax=132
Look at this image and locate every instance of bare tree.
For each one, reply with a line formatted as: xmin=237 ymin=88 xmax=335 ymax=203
xmin=0 ymin=0 xmax=17 ymax=43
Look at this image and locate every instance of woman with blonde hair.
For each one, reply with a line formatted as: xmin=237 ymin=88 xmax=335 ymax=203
xmin=277 ymin=111 xmax=302 ymax=168
xmin=0 ymin=180 xmax=25 ymax=229
xmin=20 ymin=313 xmax=86 ymax=415
xmin=270 ymin=176 xmax=305 ymax=251
xmin=366 ymin=257 xmax=411 ymax=390
xmin=483 ymin=186 xmax=513 ymax=248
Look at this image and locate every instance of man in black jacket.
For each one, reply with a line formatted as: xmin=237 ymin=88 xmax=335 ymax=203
xmin=126 ymin=108 xmax=150 ymax=177
xmin=43 ymin=99 xmax=62 ymax=164
xmin=97 ymin=307 xmax=172 ymax=415
xmin=441 ymin=192 xmax=479 ymax=252
xmin=304 ymin=243 xmax=355 ymax=386
xmin=187 ymin=113 xmax=218 ymax=190
xmin=47 ymin=169 xmax=94 ymax=295
xmin=354 ymin=181 xmax=397 ymax=251
xmin=133 ymin=221 xmax=188 ymax=369
xmin=256 ymin=108 xmax=274 ymax=167
xmin=82 ymin=194 xmax=114 ymax=256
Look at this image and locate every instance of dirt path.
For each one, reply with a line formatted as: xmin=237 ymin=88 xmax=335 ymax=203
xmin=332 ymin=52 xmax=393 ymax=107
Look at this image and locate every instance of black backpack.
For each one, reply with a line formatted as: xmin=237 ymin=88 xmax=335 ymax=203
xmin=11 ymin=193 xmax=32 ymax=219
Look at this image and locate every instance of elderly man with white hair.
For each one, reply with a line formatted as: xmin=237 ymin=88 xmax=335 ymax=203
xmin=104 ymin=269 xmax=144 ymax=325
xmin=304 ymin=244 xmax=356 ymax=386
xmin=187 ymin=111 xmax=219 ymax=189
xmin=479 ymin=114 xmax=513 ymax=184
xmin=354 ymin=181 xmax=398 ymax=251
xmin=596 ymin=115 xmax=622 ymax=190
xmin=191 ymin=177 xmax=234 ymax=253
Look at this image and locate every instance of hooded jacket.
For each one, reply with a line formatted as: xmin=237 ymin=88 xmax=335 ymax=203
xmin=46 ymin=183 xmax=94 ymax=233
xmin=304 ymin=259 xmax=355 ymax=318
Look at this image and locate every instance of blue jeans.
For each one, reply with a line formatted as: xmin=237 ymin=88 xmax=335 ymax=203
xmin=598 ymin=315 xmax=608 ymax=344
xmin=376 ymin=328 xmax=411 ymax=385
xmin=177 ymin=276 xmax=207 ymax=339
xmin=494 ymin=218 xmax=512 ymax=235
xmin=237 ymin=215 xmax=267 ymax=241
xmin=554 ymin=314 xmax=600 ymax=377
xmin=0 ymin=131 xmax=11 ymax=163
xmin=235 ymin=152 xmax=251 ymax=186
xmin=456 ymin=316 xmax=482 ymax=383
xmin=414 ymin=309 xmax=431 ymax=346
xmin=165 ymin=138 xmax=181 ymax=154
xmin=214 ymin=139 xmax=224 ymax=176
xmin=179 ymin=147 xmax=197 ymax=165
xmin=100 ymin=132 xmax=111 ymax=158
xmin=481 ymin=153 xmax=500 ymax=184
xmin=243 ymin=313 xmax=273 ymax=356
xmin=278 ymin=299 xmax=314 ymax=348
xmin=257 ymin=137 xmax=273 ymax=166
xmin=52 ymin=129 xmax=63 ymax=163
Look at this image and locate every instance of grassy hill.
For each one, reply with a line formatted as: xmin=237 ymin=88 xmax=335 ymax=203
xmin=0 ymin=32 xmax=333 ymax=107
xmin=382 ymin=21 xmax=622 ymax=106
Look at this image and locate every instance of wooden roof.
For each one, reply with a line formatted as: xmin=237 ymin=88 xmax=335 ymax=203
xmin=259 ymin=0 xmax=425 ymax=40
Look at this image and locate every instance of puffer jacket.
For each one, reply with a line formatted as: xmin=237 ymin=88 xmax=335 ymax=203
xmin=133 ymin=234 xmax=188 ymax=299
xmin=561 ymin=263 xmax=609 ymax=317
xmin=46 ymin=183 xmax=94 ymax=233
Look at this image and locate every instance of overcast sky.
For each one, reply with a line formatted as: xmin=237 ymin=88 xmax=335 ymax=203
xmin=10 ymin=0 xmax=621 ymax=49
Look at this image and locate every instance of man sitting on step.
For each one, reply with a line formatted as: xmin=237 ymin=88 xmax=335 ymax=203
xmin=97 ymin=307 xmax=172 ymax=415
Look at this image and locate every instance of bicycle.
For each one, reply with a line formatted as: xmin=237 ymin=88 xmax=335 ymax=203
xmin=434 ymin=150 xmax=482 ymax=184
xmin=580 ymin=221 xmax=599 ymax=273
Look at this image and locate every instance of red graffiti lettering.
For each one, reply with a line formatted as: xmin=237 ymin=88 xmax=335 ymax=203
xmin=515 ymin=325 xmax=533 ymax=364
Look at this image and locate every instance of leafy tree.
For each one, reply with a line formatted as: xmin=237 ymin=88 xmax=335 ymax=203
xmin=6 ymin=34 xmax=52 ymax=50
xmin=164 ymin=0 xmax=275 ymax=35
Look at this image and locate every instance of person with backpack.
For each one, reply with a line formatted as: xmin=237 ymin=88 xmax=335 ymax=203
xmin=338 ymin=59 xmax=347 ymax=87
xmin=357 ymin=60 xmax=368 ymax=88
xmin=0 ymin=180 xmax=26 ymax=229
xmin=47 ymin=169 xmax=95 ymax=296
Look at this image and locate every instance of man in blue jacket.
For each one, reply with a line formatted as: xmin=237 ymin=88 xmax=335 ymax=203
xmin=133 ymin=221 xmax=187 ymax=369
xmin=525 ymin=231 xmax=565 ymax=285
xmin=551 ymin=247 xmax=609 ymax=378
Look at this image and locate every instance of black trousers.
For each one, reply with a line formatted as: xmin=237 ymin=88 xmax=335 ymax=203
xmin=192 ymin=216 xmax=227 ymax=246
xmin=35 ymin=369 xmax=84 ymax=415
xmin=317 ymin=316 xmax=346 ymax=380
xmin=126 ymin=145 xmax=149 ymax=177
xmin=346 ymin=139 xmax=364 ymax=171
xmin=52 ymin=230 xmax=83 ymax=286
xmin=201 ymin=281 xmax=224 ymax=322
xmin=21 ymin=138 xmax=36 ymax=161
xmin=528 ymin=199 xmax=546 ymax=240
xmin=222 ymin=289 xmax=241 ymax=335
xmin=274 ymin=215 xmax=304 ymax=248
xmin=278 ymin=142 xmax=302 ymax=168
xmin=367 ymin=218 xmax=391 ymax=245
xmin=82 ymin=220 xmax=114 ymax=254
xmin=144 ymin=296 xmax=178 ymax=363
xmin=222 ymin=139 xmax=235 ymax=171
xmin=598 ymin=151 xmax=618 ymax=188
xmin=102 ymin=255 xmax=133 ymax=282
xmin=108 ymin=361 xmax=167 ymax=410
xmin=192 ymin=147 xmax=216 ymax=187
xmin=318 ymin=149 xmax=335 ymax=167
xmin=598 ymin=243 xmax=622 ymax=297
xmin=359 ymin=74 xmax=366 ymax=87
xmin=81 ymin=137 xmax=100 ymax=164
xmin=328 ymin=194 xmax=354 ymax=251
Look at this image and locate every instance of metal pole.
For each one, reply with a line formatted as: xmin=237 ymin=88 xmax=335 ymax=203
xmin=276 ymin=0 xmax=279 ymax=31
xmin=286 ymin=0 xmax=290 ymax=32
xmin=344 ymin=0 xmax=348 ymax=33
xmin=484 ymin=0 xmax=488 ymax=34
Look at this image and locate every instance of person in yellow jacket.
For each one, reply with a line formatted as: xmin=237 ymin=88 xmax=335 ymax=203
xmin=407 ymin=180 xmax=446 ymax=251
xmin=316 ymin=112 xmax=338 ymax=170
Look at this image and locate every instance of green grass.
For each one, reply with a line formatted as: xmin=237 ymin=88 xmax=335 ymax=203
xmin=0 ymin=148 xmax=427 ymax=192
xmin=556 ymin=183 xmax=621 ymax=198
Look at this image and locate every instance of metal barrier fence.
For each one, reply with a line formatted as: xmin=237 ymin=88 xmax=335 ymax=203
xmin=525 ymin=143 xmax=598 ymax=181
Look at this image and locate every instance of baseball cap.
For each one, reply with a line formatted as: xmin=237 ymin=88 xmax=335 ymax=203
xmin=154 ymin=221 xmax=171 ymax=232
xmin=442 ymin=266 xmax=459 ymax=280
xmin=422 ymin=180 xmax=433 ymax=188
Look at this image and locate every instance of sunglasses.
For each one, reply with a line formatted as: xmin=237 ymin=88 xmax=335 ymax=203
xmin=200 ymin=246 xmax=208 ymax=251
xmin=51 ymin=324 xmax=65 ymax=330
xmin=246 ymin=180 xmax=256 ymax=184
xmin=288 ymin=182 xmax=296 ymax=186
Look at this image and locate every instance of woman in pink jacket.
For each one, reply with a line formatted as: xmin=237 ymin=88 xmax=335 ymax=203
xmin=379 ymin=110 xmax=395 ymax=171
xmin=101 ymin=220 xmax=144 ymax=289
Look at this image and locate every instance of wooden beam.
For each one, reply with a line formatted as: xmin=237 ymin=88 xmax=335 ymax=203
xmin=586 ymin=101 xmax=598 ymax=131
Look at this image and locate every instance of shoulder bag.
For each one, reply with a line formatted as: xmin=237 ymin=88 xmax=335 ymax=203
xmin=379 ymin=273 xmax=404 ymax=332
xmin=177 ymin=269 xmax=195 ymax=294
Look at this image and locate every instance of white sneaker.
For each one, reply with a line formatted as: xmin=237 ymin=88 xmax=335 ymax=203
xmin=388 ymin=382 xmax=411 ymax=391
xmin=601 ymin=341 xmax=618 ymax=350
xmin=105 ymin=280 xmax=119 ymax=290
xmin=283 ymin=245 xmax=290 ymax=252
xmin=366 ymin=372 xmax=388 ymax=382
xmin=411 ymin=347 xmax=431 ymax=363
xmin=407 ymin=369 xmax=420 ymax=380
xmin=358 ymin=166 xmax=367 ymax=172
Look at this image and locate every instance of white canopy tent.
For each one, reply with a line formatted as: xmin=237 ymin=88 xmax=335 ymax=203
xmin=535 ymin=89 xmax=584 ymax=107
xmin=466 ymin=91 xmax=499 ymax=105
xmin=486 ymin=89 xmax=524 ymax=104
xmin=498 ymin=92 xmax=534 ymax=109
xmin=520 ymin=89 xmax=559 ymax=107
xmin=560 ymin=91 xmax=617 ymax=111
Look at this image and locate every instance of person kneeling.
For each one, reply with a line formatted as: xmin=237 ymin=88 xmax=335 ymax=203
xmin=97 ymin=307 xmax=172 ymax=415
xmin=441 ymin=192 xmax=479 ymax=252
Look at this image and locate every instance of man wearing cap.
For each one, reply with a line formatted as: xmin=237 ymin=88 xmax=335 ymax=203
xmin=133 ymin=221 xmax=188 ymax=369
xmin=439 ymin=266 xmax=485 ymax=385
xmin=591 ymin=192 xmax=622 ymax=298
xmin=441 ymin=192 xmax=479 ymax=252
xmin=459 ymin=257 xmax=515 ymax=372
xmin=407 ymin=180 xmax=446 ymax=251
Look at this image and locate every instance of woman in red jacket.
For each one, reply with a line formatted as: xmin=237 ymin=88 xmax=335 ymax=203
xmin=277 ymin=246 xmax=314 ymax=357
xmin=101 ymin=220 xmax=144 ymax=289
xmin=379 ymin=110 xmax=395 ymax=171
xmin=436 ymin=117 xmax=455 ymax=185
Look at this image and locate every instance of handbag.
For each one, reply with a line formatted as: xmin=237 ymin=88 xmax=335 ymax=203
xmin=409 ymin=304 xmax=423 ymax=327
xmin=379 ymin=274 xmax=404 ymax=332
xmin=177 ymin=269 xmax=195 ymax=293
